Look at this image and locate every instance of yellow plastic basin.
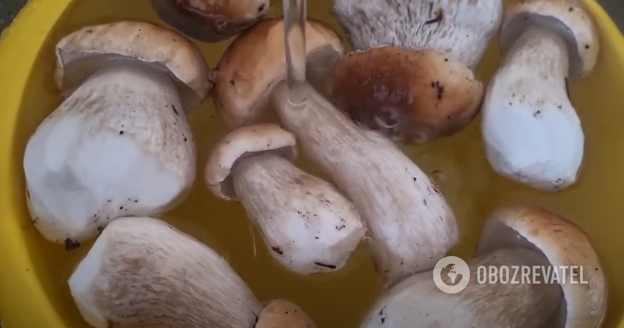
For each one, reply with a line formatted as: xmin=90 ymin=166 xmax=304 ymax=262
xmin=1 ymin=0 xmax=623 ymax=327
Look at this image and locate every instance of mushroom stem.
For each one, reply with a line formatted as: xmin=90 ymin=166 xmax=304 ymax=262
xmin=25 ymin=61 xmax=195 ymax=246
xmin=271 ymin=81 xmax=458 ymax=287
xmin=68 ymin=217 xmax=260 ymax=328
xmin=361 ymin=248 xmax=563 ymax=328
xmin=482 ymin=25 xmax=582 ymax=191
xmin=231 ymin=153 xmax=366 ymax=273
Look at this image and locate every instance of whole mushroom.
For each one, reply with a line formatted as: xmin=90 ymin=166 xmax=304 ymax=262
xmin=329 ymin=0 xmax=502 ymax=143
xmin=23 ymin=21 xmax=209 ymax=250
xmin=360 ymin=206 xmax=607 ymax=328
xmin=205 ymin=124 xmax=366 ymax=274
xmin=69 ymin=216 xmax=317 ymax=328
xmin=150 ymin=0 xmax=270 ymax=43
xmin=481 ymin=0 xmax=599 ymax=191
xmin=217 ymin=18 xmax=458 ymax=287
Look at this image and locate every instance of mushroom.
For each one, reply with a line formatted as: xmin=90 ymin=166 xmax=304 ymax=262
xmin=212 ymin=18 xmax=344 ymax=129
xmin=23 ymin=21 xmax=209 ymax=250
xmin=269 ymin=81 xmax=458 ymax=287
xmin=360 ymin=206 xmax=607 ymax=328
xmin=68 ymin=216 xmax=260 ymax=328
xmin=331 ymin=46 xmax=483 ymax=143
xmin=150 ymin=0 xmax=270 ymax=43
xmin=328 ymin=0 xmax=502 ymax=143
xmin=205 ymin=123 xmax=366 ymax=274
xmin=331 ymin=0 xmax=502 ymax=69
xmin=480 ymin=0 xmax=599 ymax=191
xmin=256 ymin=299 xmax=316 ymax=328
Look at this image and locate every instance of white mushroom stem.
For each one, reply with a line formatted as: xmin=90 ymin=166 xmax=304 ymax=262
xmin=361 ymin=248 xmax=563 ymax=328
xmin=24 ymin=61 xmax=195 ymax=248
xmin=482 ymin=26 xmax=583 ymax=191
xmin=271 ymin=82 xmax=458 ymax=287
xmin=232 ymin=153 xmax=366 ymax=274
xmin=68 ymin=217 xmax=260 ymax=328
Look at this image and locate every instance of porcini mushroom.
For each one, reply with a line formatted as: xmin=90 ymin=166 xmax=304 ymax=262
xmin=212 ymin=18 xmax=344 ymax=129
xmin=68 ymin=216 xmax=261 ymax=328
xmin=332 ymin=0 xmax=502 ymax=69
xmin=271 ymin=81 xmax=458 ymax=287
xmin=205 ymin=124 xmax=366 ymax=274
xmin=150 ymin=0 xmax=270 ymax=43
xmin=328 ymin=0 xmax=502 ymax=143
xmin=256 ymin=299 xmax=316 ymax=328
xmin=481 ymin=0 xmax=599 ymax=191
xmin=23 ymin=21 xmax=209 ymax=249
xmin=360 ymin=206 xmax=607 ymax=328
xmin=331 ymin=46 xmax=483 ymax=143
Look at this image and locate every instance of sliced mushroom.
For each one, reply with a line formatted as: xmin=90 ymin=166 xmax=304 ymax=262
xmin=329 ymin=0 xmax=501 ymax=142
xmin=23 ymin=21 xmax=209 ymax=249
xmin=205 ymin=124 xmax=366 ymax=274
xmin=256 ymin=299 xmax=316 ymax=328
xmin=332 ymin=0 xmax=502 ymax=69
xmin=68 ymin=216 xmax=261 ymax=328
xmin=212 ymin=18 xmax=344 ymax=129
xmin=150 ymin=0 xmax=270 ymax=43
xmin=481 ymin=0 xmax=599 ymax=191
xmin=360 ymin=206 xmax=607 ymax=328
xmin=332 ymin=47 xmax=483 ymax=143
xmin=270 ymin=81 xmax=458 ymax=287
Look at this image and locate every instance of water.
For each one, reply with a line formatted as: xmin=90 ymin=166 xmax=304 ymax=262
xmin=10 ymin=0 xmax=624 ymax=327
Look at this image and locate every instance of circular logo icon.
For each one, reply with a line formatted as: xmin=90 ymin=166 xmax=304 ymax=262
xmin=433 ymin=256 xmax=470 ymax=294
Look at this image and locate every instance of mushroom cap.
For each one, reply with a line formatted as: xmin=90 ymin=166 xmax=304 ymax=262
xmin=476 ymin=206 xmax=607 ymax=328
xmin=501 ymin=0 xmax=599 ymax=79
xmin=55 ymin=21 xmax=210 ymax=110
xmin=331 ymin=46 xmax=484 ymax=144
xmin=256 ymin=299 xmax=316 ymax=328
xmin=149 ymin=0 xmax=269 ymax=43
xmin=205 ymin=124 xmax=297 ymax=200
xmin=213 ymin=18 xmax=344 ymax=129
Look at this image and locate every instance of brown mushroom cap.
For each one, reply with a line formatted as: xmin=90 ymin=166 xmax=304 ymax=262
xmin=331 ymin=46 xmax=484 ymax=144
xmin=150 ymin=0 xmax=269 ymax=43
xmin=212 ymin=18 xmax=344 ymax=129
xmin=501 ymin=0 xmax=599 ymax=79
xmin=476 ymin=206 xmax=607 ymax=328
xmin=204 ymin=124 xmax=297 ymax=200
xmin=256 ymin=299 xmax=316 ymax=328
xmin=55 ymin=21 xmax=210 ymax=110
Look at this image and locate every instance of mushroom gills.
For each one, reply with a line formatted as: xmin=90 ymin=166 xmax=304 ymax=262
xmin=482 ymin=25 xmax=583 ymax=191
xmin=24 ymin=61 xmax=195 ymax=246
xmin=360 ymin=248 xmax=563 ymax=328
xmin=232 ymin=152 xmax=366 ymax=274
xmin=149 ymin=0 xmax=269 ymax=43
xmin=272 ymin=81 xmax=458 ymax=287
xmin=68 ymin=217 xmax=261 ymax=328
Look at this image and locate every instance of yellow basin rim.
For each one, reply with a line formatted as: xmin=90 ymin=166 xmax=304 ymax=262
xmin=0 ymin=0 xmax=623 ymax=327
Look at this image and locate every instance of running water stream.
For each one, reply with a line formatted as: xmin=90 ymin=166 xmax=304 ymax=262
xmin=282 ymin=0 xmax=308 ymax=104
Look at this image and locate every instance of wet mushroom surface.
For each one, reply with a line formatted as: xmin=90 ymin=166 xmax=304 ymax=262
xmin=149 ymin=0 xmax=270 ymax=43
xmin=360 ymin=206 xmax=607 ymax=328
